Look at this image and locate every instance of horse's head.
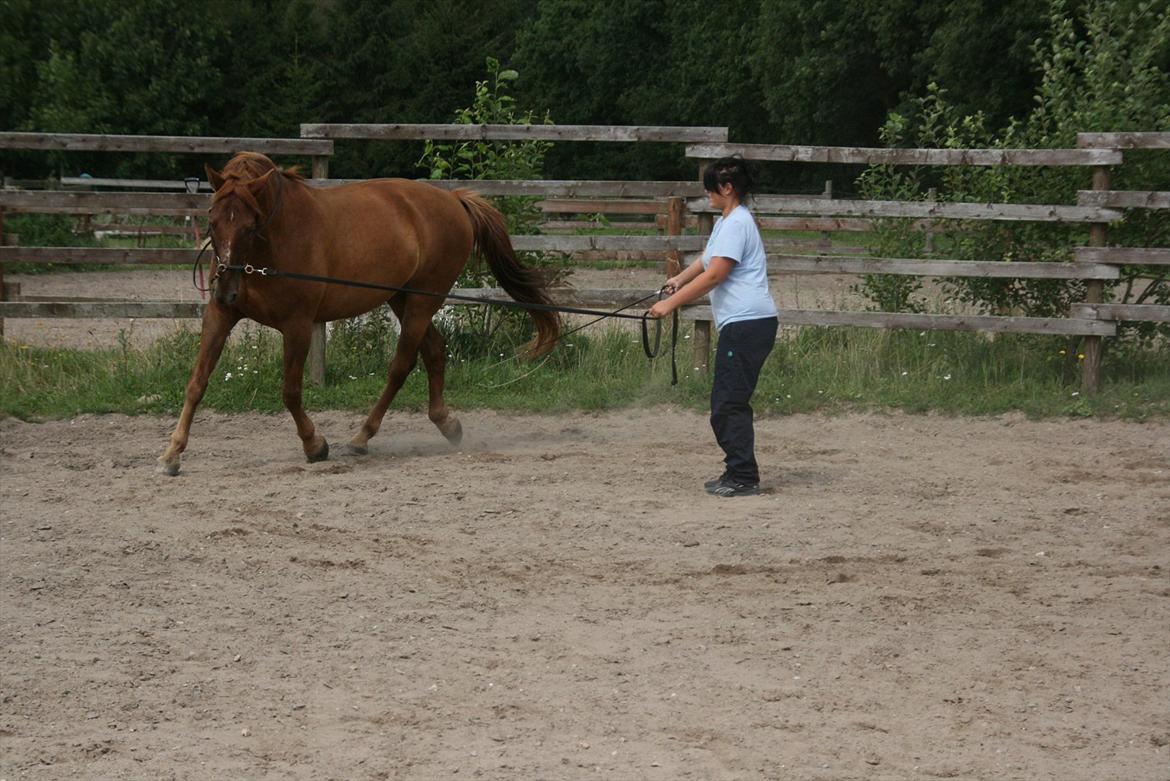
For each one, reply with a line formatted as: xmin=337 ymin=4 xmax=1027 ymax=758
xmin=205 ymin=154 xmax=282 ymax=307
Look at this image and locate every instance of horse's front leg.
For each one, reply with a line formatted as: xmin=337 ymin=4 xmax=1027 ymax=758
xmin=158 ymin=304 xmax=240 ymax=476
xmin=348 ymin=299 xmax=432 ymax=454
xmin=281 ymin=320 xmax=329 ymax=462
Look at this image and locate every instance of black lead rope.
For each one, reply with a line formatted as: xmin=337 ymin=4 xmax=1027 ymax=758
xmin=641 ymin=296 xmax=679 ymax=386
xmin=191 ymin=242 xmax=214 ymax=293
xmin=210 ymin=262 xmax=680 ymax=385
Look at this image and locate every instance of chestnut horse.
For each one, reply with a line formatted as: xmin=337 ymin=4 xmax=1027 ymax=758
xmin=158 ymin=152 xmax=559 ymax=476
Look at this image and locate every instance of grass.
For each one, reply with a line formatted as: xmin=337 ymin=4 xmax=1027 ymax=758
xmin=1 ymin=323 xmax=1167 ymax=422
xmin=2 ymin=214 xmax=1165 ymax=421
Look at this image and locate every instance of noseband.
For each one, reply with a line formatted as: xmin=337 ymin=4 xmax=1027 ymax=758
xmin=194 ymin=171 xmax=287 ymax=290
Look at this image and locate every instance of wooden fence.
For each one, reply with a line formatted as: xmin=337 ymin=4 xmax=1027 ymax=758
xmin=683 ymin=134 xmax=1168 ymax=391
xmin=1 ymin=127 xmax=1166 ymax=392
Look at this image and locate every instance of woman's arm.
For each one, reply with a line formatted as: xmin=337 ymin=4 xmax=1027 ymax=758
xmin=663 ymin=258 xmax=705 ymax=294
xmin=648 ymin=257 xmax=734 ymax=318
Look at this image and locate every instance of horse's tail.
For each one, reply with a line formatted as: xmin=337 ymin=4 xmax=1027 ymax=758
xmin=454 ymin=189 xmax=560 ymax=358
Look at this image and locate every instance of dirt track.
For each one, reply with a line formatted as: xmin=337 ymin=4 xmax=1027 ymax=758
xmin=3 ymin=266 xmax=877 ymax=350
xmin=2 ymin=407 xmax=1168 ymax=779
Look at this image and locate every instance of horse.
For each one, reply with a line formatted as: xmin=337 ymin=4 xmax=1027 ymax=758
xmin=158 ymin=151 xmax=559 ymax=476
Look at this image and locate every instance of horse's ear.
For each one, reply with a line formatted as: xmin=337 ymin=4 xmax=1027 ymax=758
xmin=205 ymin=164 xmax=226 ymax=192
xmin=245 ymin=169 xmax=276 ymax=196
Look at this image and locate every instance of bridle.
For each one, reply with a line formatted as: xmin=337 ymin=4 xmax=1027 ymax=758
xmin=192 ymin=170 xmax=287 ymax=292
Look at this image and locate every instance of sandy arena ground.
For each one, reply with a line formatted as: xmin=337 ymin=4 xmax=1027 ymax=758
xmin=2 ymin=268 xmax=1169 ymax=779
xmin=1 ymin=407 xmax=1168 ymax=780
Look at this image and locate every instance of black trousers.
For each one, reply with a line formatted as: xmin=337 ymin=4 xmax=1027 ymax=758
xmin=710 ymin=316 xmax=778 ymax=484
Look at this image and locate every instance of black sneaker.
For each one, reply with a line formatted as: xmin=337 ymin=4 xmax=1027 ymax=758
xmin=706 ymin=478 xmax=760 ymax=497
xmin=703 ymin=473 xmax=729 ymax=491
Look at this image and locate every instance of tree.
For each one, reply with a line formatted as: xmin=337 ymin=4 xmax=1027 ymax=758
xmin=14 ymin=0 xmax=230 ymax=176
xmin=513 ymin=0 xmax=687 ymax=179
xmin=0 ymin=0 xmax=45 ymax=131
xmin=319 ymin=0 xmax=536 ymax=177
xmin=856 ymin=0 xmax=1170 ymax=331
xmin=213 ymin=0 xmax=329 ymax=141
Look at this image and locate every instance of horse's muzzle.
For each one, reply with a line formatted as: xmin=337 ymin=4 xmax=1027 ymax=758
xmin=212 ymin=274 xmax=241 ymax=307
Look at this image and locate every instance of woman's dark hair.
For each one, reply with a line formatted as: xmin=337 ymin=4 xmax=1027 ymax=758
xmin=702 ymin=155 xmax=755 ymax=201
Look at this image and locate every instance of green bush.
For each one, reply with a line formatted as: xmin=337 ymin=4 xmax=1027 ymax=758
xmin=416 ymin=57 xmax=566 ymax=360
xmin=855 ymin=0 xmax=1170 ymax=345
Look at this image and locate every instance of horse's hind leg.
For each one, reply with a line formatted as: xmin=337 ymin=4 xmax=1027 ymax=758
xmin=281 ymin=320 xmax=329 ymax=462
xmin=349 ymin=298 xmax=443 ymax=454
xmin=418 ymin=323 xmax=461 ymax=444
xmin=158 ymin=304 xmax=240 ymax=476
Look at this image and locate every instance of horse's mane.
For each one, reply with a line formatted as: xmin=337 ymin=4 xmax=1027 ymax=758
xmin=221 ymin=151 xmax=304 ymax=182
xmin=213 ymin=152 xmax=303 ymax=214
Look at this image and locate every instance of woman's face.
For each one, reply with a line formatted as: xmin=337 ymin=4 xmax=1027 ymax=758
xmin=705 ymin=182 xmax=737 ymax=212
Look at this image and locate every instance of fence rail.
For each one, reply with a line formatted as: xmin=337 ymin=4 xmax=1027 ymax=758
xmin=1070 ymin=303 xmax=1170 ymax=323
xmin=680 ymin=306 xmax=1116 ymax=336
xmin=58 ymin=176 xmax=215 ymax=192
xmin=686 ymin=143 xmax=1122 ymax=166
xmin=1076 ymin=190 xmax=1170 ymax=209
xmin=301 ymin=124 xmax=728 ymax=143
xmin=420 ymin=179 xmax=704 ymax=197
xmin=1076 ymin=132 xmax=1170 ymax=150
xmin=2 ymin=296 xmax=1125 ymax=336
xmin=0 ymin=247 xmax=200 ymax=265
xmin=0 ymin=132 xmax=333 ymax=156
xmin=1074 ymin=247 xmax=1170 ymax=265
xmin=0 ymin=190 xmax=207 ymax=216
xmin=691 ymin=195 xmax=1122 ymax=223
xmin=0 ymin=247 xmax=1125 ymax=281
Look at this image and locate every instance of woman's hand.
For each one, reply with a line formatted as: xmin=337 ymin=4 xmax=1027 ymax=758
xmin=647 ymin=299 xmax=674 ymax=319
xmin=650 ymin=258 xmax=731 ymax=318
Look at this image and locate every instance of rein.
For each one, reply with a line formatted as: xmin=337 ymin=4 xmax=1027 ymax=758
xmin=206 ymin=260 xmax=680 ymax=385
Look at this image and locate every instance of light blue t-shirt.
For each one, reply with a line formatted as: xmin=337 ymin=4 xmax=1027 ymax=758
xmin=702 ymin=205 xmax=778 ymax=329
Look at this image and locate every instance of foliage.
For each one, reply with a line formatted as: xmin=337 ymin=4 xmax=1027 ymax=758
xmin=1 ymin=0 xmax=1109 ymax=184
xmin=325 ymin=310 xmax=400 ymax=383
xmin=4 ymin=214 xmax=88 ymax=247
xmin=0 ymin=214 xmax=100 ymax=274
xmin=416 ymin=57 xmax=563 ymax=357
xmin=747 ymin=0 xmax=1050 ymax=147
xmin=855 ymin=0 xmax=1170 ymax=342
xmin=419 ymin=58 xmax=552 ymax=184
xmin=21 ymin=0 xmax=229 ymax=178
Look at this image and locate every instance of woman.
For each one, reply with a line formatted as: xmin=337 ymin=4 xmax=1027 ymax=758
xmin=647 ymin=156 xmax=778 ymax=497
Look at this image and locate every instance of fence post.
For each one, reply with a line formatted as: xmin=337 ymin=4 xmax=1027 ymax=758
xmin=0 ymin=207 xmax=5 ymax=339
xmin=307 ymin=155 xmax=330 ymax=385
xmin=1081 ymin=165 xmax=1111 ymax=393
xmin=308 ymin=325 xmax=327 ymax=386
xmin=693 ymin=161 xmax=714 ymax=372
xmin=819 ymin=180 xmax=834 ymax=248
xmin=311 ymin=155 xmax=329 ymax=181
xmin=665 ymin=196 xmax=685 ymax=276
xmin=924 ymin=187 xmax=937 ymax=255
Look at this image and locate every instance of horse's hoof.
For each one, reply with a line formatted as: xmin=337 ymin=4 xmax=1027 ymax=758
xmin=346 ymin=443 xmax=369 ymax=456
xmin=439 ymin=418 xmax=463 ymax=446
xmin=306 ymin=439 xmax=330 ymax=463
xmin=157 ymin=458 xmax=181 ymax=477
